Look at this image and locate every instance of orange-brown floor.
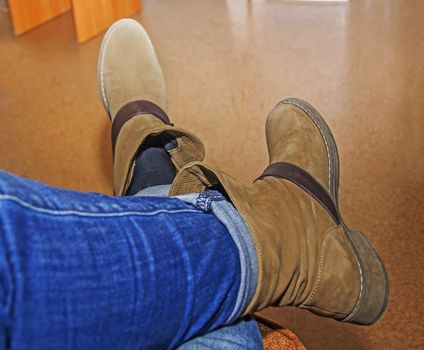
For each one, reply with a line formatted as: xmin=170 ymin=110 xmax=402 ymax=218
xmin=0 ymin=1 xmax=423 ymax=349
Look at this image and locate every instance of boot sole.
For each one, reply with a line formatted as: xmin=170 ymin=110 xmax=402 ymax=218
xmin=281 ymin=98 xmax=389 ymax=325
xmin=343 ymin=229 xmax=390 ymax=325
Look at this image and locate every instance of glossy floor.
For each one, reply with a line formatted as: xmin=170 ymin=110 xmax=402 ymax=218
xmin=0 ymin=1 xmax=423 ymax=349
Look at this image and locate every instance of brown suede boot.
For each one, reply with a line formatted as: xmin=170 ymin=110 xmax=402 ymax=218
xmin=169 ymin=98 xmax=389 ymax=325
xmin=98 ymin=19 xmax=204 ymax=195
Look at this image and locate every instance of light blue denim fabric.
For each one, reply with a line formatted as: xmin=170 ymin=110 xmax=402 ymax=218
xmin=134 ymin=185 xmax=170 ymax=198
xmin=136 ymin=185 xmax=262 ymax=350
xmin=0 ymin=170 xmax=249 ymax=350
xmin=177 ymin=315 xmax=262 ymax=350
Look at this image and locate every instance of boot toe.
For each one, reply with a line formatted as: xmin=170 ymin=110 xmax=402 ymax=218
xmin=98 ymin=19 xmax=167 ymax=120
xmin=266 ymin=98 xmax=339 ymax=201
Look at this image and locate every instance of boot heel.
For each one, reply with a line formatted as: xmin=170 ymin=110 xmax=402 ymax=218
xmin=344 ymin=230 xmax=389 ymax=325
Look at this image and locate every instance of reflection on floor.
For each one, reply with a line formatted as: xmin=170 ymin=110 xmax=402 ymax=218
xmin=0 ymin=1 xmax=423 ymax=349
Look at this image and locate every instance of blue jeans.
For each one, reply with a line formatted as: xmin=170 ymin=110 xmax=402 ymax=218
xmin=136 ymin=186 xmax=261 ymax=349
xmin=0 ymin=170 xmax=262 ymax=349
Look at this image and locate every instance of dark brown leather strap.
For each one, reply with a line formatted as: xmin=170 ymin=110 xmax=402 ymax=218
xmin=111 ymin=100 xmax=172 ymax=154
xmin=256 ymin=162 xmax=341 ymax=224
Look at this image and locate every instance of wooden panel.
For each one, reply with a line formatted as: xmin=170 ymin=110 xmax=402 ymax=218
xmin=71 ymin=0 xmax=141 ymax=43
xmin=9 ymin=0 xmax=71 ymax=35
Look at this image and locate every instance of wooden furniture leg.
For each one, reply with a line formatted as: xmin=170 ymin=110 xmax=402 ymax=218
xmin=8 ymin=0 xmax=71 ymax=35
xmin=71 ymin=0 xmax=141 ymax=43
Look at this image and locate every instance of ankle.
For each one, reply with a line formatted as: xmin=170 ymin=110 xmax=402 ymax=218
xmin=126 ymin=144 xmax=176 ymax=195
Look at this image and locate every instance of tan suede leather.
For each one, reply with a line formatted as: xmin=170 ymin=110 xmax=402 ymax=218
xmin=169 ymin=99 xmax=388 ymax=324
xmin=266 ymin=102 xmax=331 ymax=192
xmin=98 ymin=19 xmax=168 ymax=119
xmin=98 ymin=19 xmax=205 ymax=195
xmin=113 ymin=115 xmax=204 ymax=196
xmin=169 ymin=162 xmax=361 ymax=319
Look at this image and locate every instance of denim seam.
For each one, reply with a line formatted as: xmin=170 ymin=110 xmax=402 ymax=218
xmin=0 ymin=194 xmax=202 ymax=218
xmin=196 ymin=191 xmax=225 ymax=212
